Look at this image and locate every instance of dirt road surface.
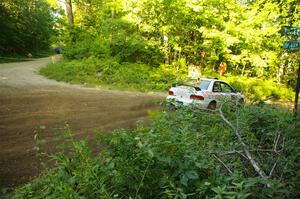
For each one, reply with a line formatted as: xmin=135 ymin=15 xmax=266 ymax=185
xmin=0 ymin=57 xmax=164 ymax=188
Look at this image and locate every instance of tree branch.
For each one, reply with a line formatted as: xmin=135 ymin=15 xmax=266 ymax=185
xmin=273 ymin=131 xmax=281 ymax=153
xmin=218 ymin=105 xmax=268 ymax=179
xmin=219 ymin=149 xmax=280 ymax=156
xmin=268 ymin=161 xmax=278 ymax=178
xmin=212 ymin=154 xmax=233 ymax=174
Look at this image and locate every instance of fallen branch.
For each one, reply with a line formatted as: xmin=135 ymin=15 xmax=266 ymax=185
xmin=218 ymin=105 xmax=268 ymax=179
xmin=211 ymin=149 xmax=248 ymax=159
xmin=273 ymin=131 xmax=281 ymax=152
xmin=268 ymin=161 xmax=278 ymax=178
xmin=219 ymin=149 xmax=280 ymax=156
xmin=212 ymin=154 xmax=233 ymax=174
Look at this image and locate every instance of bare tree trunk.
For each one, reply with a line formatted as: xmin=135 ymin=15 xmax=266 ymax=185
xmin=277 ymin=63 xmax=284 ymax=83
xmin=241 ymin=64 xmax=246 ymax=76
xmin=111 ymin=8 xmax=115 ymax=19
xmin=65 ymin=0 xmax=74 ymax=26
xmin=109 ymin=2 xmax=115 ymax=53
xmin=277 ymin=53 xmax=288 ymax=83
xmin=163 ymin=34 xmax=170 ymax=64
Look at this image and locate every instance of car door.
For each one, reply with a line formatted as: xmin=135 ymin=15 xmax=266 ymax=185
xmin=219 ymin=82 xmax=237 ymax=101
xmin=212 ymin=81 xmax=223 ymax=102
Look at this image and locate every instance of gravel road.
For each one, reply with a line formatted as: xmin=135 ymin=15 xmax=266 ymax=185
xmin=0 ymin=56 xmax=164 ymax=188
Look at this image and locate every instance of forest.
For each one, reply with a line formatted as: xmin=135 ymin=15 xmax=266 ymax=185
xmin=1 ymin=0 xmax=299 ymax=95
xmin=1 ymin=0 xmax=300 ymax=198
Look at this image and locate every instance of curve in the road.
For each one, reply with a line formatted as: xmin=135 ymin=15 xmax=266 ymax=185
xmin=0 ymin=57 xmax=164 ymax=188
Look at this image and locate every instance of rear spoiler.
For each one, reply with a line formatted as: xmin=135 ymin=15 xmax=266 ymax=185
xmin=172 ymin=82 xmax=201 ymax=91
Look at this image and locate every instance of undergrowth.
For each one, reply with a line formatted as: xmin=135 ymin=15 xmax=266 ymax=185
xmin=221 ymin=76 xmax=294 ymax=102
xmin=12 ymin=103 xmax=300 ymax=198
xmin=40 ymin=56 xmax=185 ymax=92
xmin=40 ymin=56 xmax=294 ymax=101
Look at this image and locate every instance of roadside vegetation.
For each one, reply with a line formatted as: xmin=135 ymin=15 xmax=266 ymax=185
xmin=40 ymin=57 xmax=182 ymax=92
xmin=0 ymin=56 xmax=33 ymax=64
xmin=0 ymin=49 xmax=55 ymax=63
xmin=41 ymin=57 xmax=295 ymax=101
xmin=13 ymin=104 xmax=300 ymax=198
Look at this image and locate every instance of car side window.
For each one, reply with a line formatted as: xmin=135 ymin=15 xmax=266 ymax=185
xmin=220 ymin=82 xmax=233 ymax=93
xmin=213 ymin=82 xmax=222 ymax=92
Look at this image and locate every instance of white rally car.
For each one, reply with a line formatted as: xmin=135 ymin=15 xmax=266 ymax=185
xmin=166 ymin=78 xmax=244 ymax=109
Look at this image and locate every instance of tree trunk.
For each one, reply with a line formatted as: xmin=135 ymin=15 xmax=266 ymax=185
xmin=242 ymin=64 xmax=246 ymax=76
xmin=277 ymin=53 xmax=288 ymax=83
xmin=65 ymin=0 xmax=74 ymax=26
xmin=277 ymin=62 xmax=284 ymax=83
xmin=163 ymin=34 xmax=169 ymax=64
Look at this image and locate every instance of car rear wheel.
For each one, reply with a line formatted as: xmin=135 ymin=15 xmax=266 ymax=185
xmin=166 ymin=103 xmax=176 ymax=111
xmin=237 ymin=98 xmax=244 ymax=108
xmin=208 ymin=101 xmax=216 ymax=110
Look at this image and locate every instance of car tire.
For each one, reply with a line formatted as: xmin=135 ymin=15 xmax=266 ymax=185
xmin=237 ymin=98 xmax=244 ymax=108
xmin=208 ymin=101 xmax=216 ymax=110
xmin=166 ymin=103 xmax=176 ymax=111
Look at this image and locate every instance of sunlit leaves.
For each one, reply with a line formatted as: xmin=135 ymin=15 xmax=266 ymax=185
xmin=57 ymin=0 xmax=299 ymax=87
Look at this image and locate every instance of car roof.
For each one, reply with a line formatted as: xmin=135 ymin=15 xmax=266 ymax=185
xmin=189 ymin=78 xmax=229 ymax=85
xmin=200 ymin=78 xmax=219 ymax=82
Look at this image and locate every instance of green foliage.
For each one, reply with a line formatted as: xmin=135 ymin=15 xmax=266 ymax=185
xmin=46 ymin=0 xmax=300 ymax=93
xmin=0 ymin=0 xmax=55 ymax=55
xmin=221 ymin=76 xmax=294 ymax=101
xmin=62 ymin=17 xmax=164 ymax=66
xmin=0 ymin=56 xmax=32 ymax=64
xmin=40 ymin=57 xmax=184 ymax=91
xmin=13 ymin=104 xmax=300 ymax=198
xmin=1 ymin=0 xmax=300 ymax=87
xmin=40 ymin=56 xmax=294 ymax=101
xmin=63 ymin=32 xmax=111 ymax=60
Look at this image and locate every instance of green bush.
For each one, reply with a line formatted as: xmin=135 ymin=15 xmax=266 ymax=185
xmin=200 ymin=67 xmax=294 ymax=101
xmin=62 ymin=19 xmax=163 ymax=66
xmin=13 ymin=104 xmax=300 ymax=198
xmin=220 ymin=76 xmax=294 ymax=102
xmin=40 ymin=57 xmax=180 ymax=91
xmin=63 ymin=34 xmax=111 ymax=60
xmin=41 ymin=56 xmax=294 ymax=101
xmin=40 ymin=58 xmax=99 ymax=85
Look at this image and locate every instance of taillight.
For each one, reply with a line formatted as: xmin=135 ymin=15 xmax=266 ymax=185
xmin=168 ymin=90 xmax=174 ymax=96
xmin=190 ymin=94 xmax=204 ymax=100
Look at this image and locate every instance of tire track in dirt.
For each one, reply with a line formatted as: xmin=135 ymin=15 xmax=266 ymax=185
xmin=0 ymin=57 xmax=164 ymax=188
